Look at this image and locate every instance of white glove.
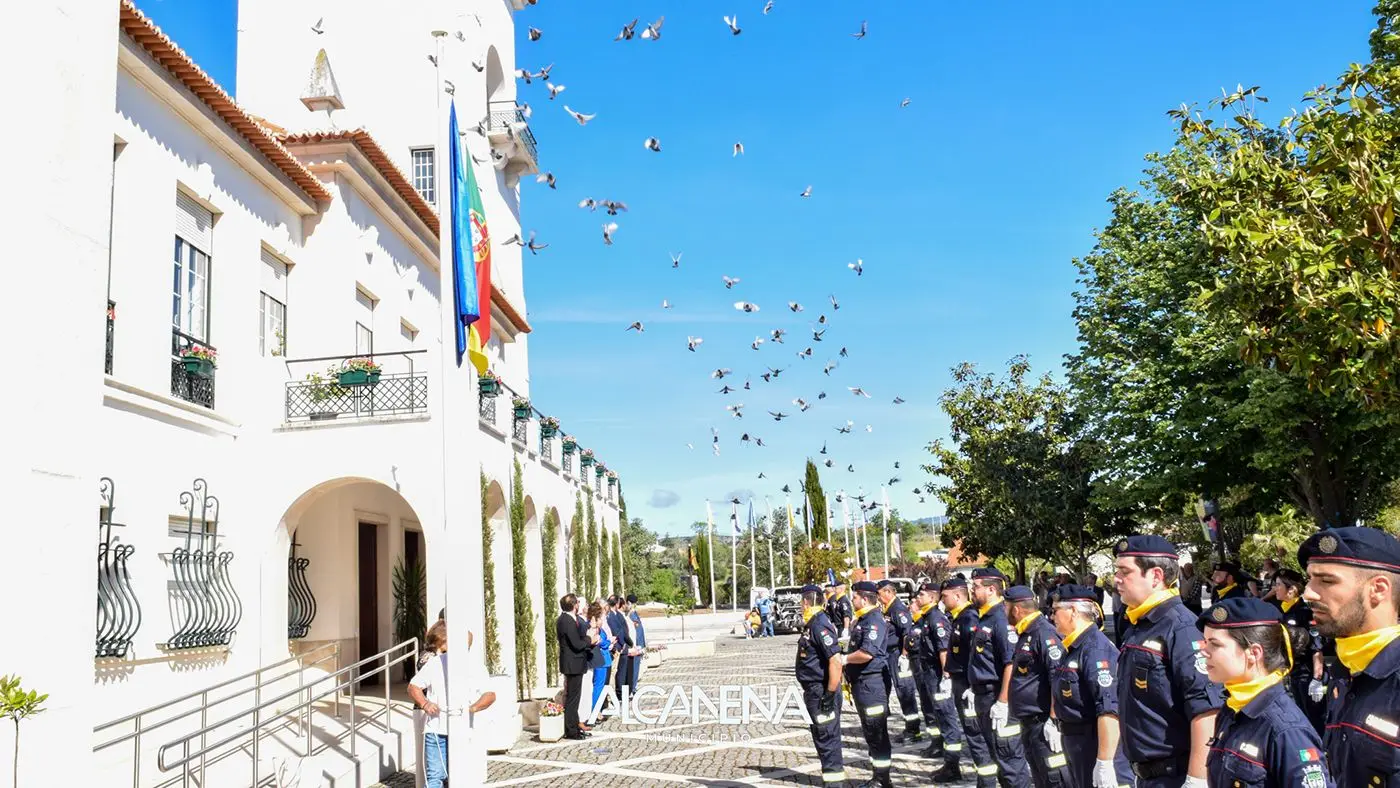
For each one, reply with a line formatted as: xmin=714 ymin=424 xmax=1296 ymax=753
xmin=990 ymin=700 xmax=1008 ymax=730
xmin=1182 ymin=777 xmax=1208 ymax=788
xmin=939 ymin=675 xmax=953 ymax=695
xmin=962 ymin=687 xmax=974 ymax=711
xmin=1044 ymin=719 xmax=1062 ymax=753
xmin=1092 ymin=759 xmax=1117 ymax=788
xmin=1308 ymin=679 xmax=1327 ymax=702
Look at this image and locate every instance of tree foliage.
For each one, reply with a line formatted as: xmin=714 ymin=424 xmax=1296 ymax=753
xmin=509 ymin=459 xmax=535 ymax=699
xmin=570 ymin=493 xmax=585 ymax=593
xmin=479 ymin=471 xmax=501 ymax=674
xmin=586 ymin=495 xmax=599 ymax=601
xmin=611 ymin=527 xmax=624 ymax=595
xmin=794 ymin=541 xmax=848 ymax=586
xmin=804 ymin=460 xmax=829 ymax=542
xmin=542 ymin=508 xmax=559 ymax=687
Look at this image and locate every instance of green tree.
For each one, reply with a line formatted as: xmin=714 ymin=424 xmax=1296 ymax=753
xmin=542 ymin=508 xmax=559 ymax=687
xmin=621 ymin=515 xmax=660 ymax=601
xmin=570 ymin=493 xmax=585 ymax=592
xmin=586 ymin=495 xmax=599 ymax=600
xmin=480 ymin=471 xmax=501 ymax=673
xmin=611 ymin=527 xmax=624 ymax=595
xmin=1 ymin=675 xmax=47 ymax=788
xmin=693 ymin=523 xmax=715 ymax=606
xmin=804 ymin=460 xmax=829 ymax=542
xmin=509 ymin=459 xmax=535 ymax=699
xmin=794 ymin=541 xmax=847 ymax=586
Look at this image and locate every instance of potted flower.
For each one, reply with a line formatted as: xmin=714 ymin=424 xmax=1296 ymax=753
xmin=304 ymin=371 xmax=344 ymax=421
xmin=337 ymin=357 xmax=382 ymax=387
xmin=180 ymin=344 xmax=217 ymax=379
xmin=595 ymin=464 xmax=606 ymax=479
xmin=579 ymin=449 xmax=595 ymax=468
xmin=539 ymin=416 xmax=560 ymax=438
xmin=511 ymin=396 xmax=531 ymax=421
xmin=644 ymin=643 xmax=665 ymax=668
xmin=538 ymin=701 xmax=565 ymax=743
xmin=479 ymin=369 xmax=501 ymax=397
xmin=561 ymin=434 xmax=577 ymax=453
xmin=606 ymin=469 xmax=618 ymax=487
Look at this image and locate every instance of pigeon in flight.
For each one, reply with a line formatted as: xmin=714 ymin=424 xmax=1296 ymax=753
xmin=820 ymin=442 xmax=828 ymax=454
xmin=528 ymin=26 xmax=542 ymax=41
xmin=799 ymin=185 xmax=813 ymax=198
xmin=718 ymin=385 xmax=735 ymax=394
xmin=770 ymin=328 xmax=786 ymax=343
xmin=900 ymin=98 xmax=911 ymax=108
xmin=601 ymin=200 xmax=628 ymax=215
xmin=782 ymin=484 xmax=792 ymax=494
xmin=812 ymin=328 xmax=825 ymax=342
xmin=711 ymin=368 xmax=732 ymax=379
xmin=734 ymin=301 xmax=760 ymax=313
xmin=865 ymin=425 xmax=873 ymax=433
xmin=733 ymin=142 xmax=744 ymax=157
xmin=818 ymin=391 xmax=827 ymax=400
xmin=641 ymin=16 xmax=664 ymax=40
xmin=823 ymin=360 xmax=837 ymax=375
xmin=848 ymin=259 xmax=864 ymax=276
xmin=893 ymin=396 xmax=905 ymax=404
xmin=471 ymin=58 xmax=485 ymax=73
xmin=851 ymin=21 xmax=867 ymax=39
xmin=727 ymin=404 xmax=745 ymax=418
xmin=662 ymin=299 xmax=673 ymax=309
xmin=428 ymin=54 xmax=439 ymax=66
xmin=769 ymin=411 xmax=788 ymax=421
xmin=310 ymin=17 xmax=325 ymax=34
xmin=616 ymin=18 xmax=639 ymax=40
xmin=758 ymin=472 xmax=766 ymax=479
xmin=763 ymin=0 xmax=774 ymax=13
xmin=564 ymin=105 xmax=596 ymax=126
xmin=743 ymin=378 xmax=752 ymax=390
xmin=767 ymin=366 xmax=786 ymax=379
xmin=547 ymin=82 xmax=566 ymax=100
xmin=740 ymin=433 xmax=753 ymax=444
xmin=830 ymin=294 xmax=841 ymax=310
xmin=526 ymin=233 xmax=549 ymax=255
xmin=894 ymin=461 xmax=901 ymax=469
xmin=836 ymin=422 xmax=853 ymax=434
xmin=788 ymin=301 xmax=804 ymax=312
xmin=817 ymin=314 xmax=827 ymax=325
xmin=671 ymin=252 xmax=682 ymax=268
xmin=626 ymin=321 xmax=644 ymax=332
xmin=601 ymin=222 xmax=618 ymax=245
xmin=535 ymin=172 xmax=557 ymax=189
xmin=824 ymin=459 xmax=834 ymax=468
xmin=755 ymin=437 xmax=767 ymax=447
xmin=644 ymin=137 xmax=662 ymax=152
xmin=888 ymin=476 xmax=902 ymax=486
xmin=751 ymin=337 xmax=765 ymax=350
xmin=723 ymin=15 xmax=742 ymax=34
xmin=839 ymin=347 xmax=849 ymax=358
xmin=501 ymin=233 xmax=525 ymax=247
xmin=687 ymin=336 xmax=704 ymax=351
xmin=798 ymin=347 xmax=813 ymax=359
xmin=793 ymin=397 xmax=811 ymax=411
xmin=723 ymin=276 xmax=741 ymax=289
xmin=849 ymin=387 xmax=871 ymax=398
xmin=578 ymin=198 xmax=597 ymax=211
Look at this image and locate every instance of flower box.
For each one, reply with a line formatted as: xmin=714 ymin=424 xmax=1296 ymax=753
xmin=538 ymin=702 xmax=565 ymax=743
xmin=580 ymin=456 xmax=595 ymax=468
xmin=511 ymin=397 xmax=531 ymax=420
xmin=181 ymin=356 xmax=215 ymax=379
xmin=479 ymin=377 xmax=501 ymax=396
xmin=337 ymin=368 xmax=381 ymax=387
xmin=562 ymin=437 xmax=577 ymax=453
xmin=540 ymin=416 xmax=560 ymax=438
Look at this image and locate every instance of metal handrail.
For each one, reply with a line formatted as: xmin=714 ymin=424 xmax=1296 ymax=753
xmin=157 ymin=638 xmax=419 ymax=774
xmin=281 ymin=349 xmax=428 ymax=364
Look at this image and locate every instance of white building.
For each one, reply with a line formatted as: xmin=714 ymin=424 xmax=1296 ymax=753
xmin=9 ymin=1 xmax=627 ymax=786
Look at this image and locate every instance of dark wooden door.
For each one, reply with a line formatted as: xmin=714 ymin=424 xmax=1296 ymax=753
xmin=358 ymin=522 xmax=380 ymax=686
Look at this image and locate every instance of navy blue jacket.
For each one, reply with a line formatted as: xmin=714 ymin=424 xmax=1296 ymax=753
xmin=882 ymin=598 xmax=913 ymax=666
xmin=967 ymin=602 xmax=1016 ymax=688
xmin=1051 ymin=622 xmax=1122 ymax=727
xmin=844 ymin=606 xmax=887 ymax=682
xmin=1009 ymin=612 xmax=1062 ymax=719
xmin=1323 ymin=633 xmax=1400 ymax=786
xmin=796 ymin=610 xmax=841 ymax=685
xmin=946 ymin=602 xmax=979 ymax=677
xmin=1117 ymin=595 xmax=1223 ymax=763
xmin=910 ymin=604 xmax=951 ymax=672
xmin=1207 ymin=680 xmax=1334 ymax=788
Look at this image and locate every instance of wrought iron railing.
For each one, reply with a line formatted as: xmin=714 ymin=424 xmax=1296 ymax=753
xmin=283 ymin=351 xmax=428 ymax=422
xmin=487 ymin=100 xmax=539 ymax=164
xmin=287 ymin=537 xmax=316 ymax=639
xmin=479 ymin=390 xmax=498 ymax=426
xmin=512 ymin=415 xmax=528 ymax=445
xmin=540 ymin=434 xmax=554 ymax=461
xmin=97 ymin=477 xmax=141 ymax=658
xmin=105 ymin=301 xmax=115 ymax=375
xmin=162 ymin=479 xmax=241 ymax=650
xmin=170 ymin=329 xmax=215 ymax=409
xmin=607 ymin=484 xmax=614 ymax=504
xmin=563 ymin=448 xmax=574 ymax=474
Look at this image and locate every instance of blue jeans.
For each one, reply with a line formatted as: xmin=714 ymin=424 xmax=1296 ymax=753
xmin=761 ymin=616 xmax=774 ymax=637
xmin=424 ymin=732 xmax=447 ymax=788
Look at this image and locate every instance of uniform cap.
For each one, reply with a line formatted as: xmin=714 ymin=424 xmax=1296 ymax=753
xmin=940 ymin=576 xmax=968 ymax=591
xmin=971 ymin=567 xmax=1005 ymax=581
xmin=1113 ymin=534 xmax=1178 ymax=560
xmin=1004 ymin=585 xmax=1035 ymax=602
xmin=919 ymin=582 xmax=940 ymax=594
xmin=876 ymin=579 xmax=895 ymax=590
xmin=1215 ymin=562 xmax=1250 ymax=582
xmin=1050 ymin=584 xmax=1098 ymax=603
xmin=801 ymin=584 xmax=823 ymax=595
xmin=1196 ymin=597 xmax=1284 ymax=631
xmin=1297 ymin=526 xmax=1400 ymax=573
xmin=626 ymin=594 xmax=638 ymax=604
xmin=852 ymin=580 xmax=878 ymax=593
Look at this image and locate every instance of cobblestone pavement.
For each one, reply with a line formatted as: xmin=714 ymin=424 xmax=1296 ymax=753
xmin=478 ymin=634 xmax=980 ymax=787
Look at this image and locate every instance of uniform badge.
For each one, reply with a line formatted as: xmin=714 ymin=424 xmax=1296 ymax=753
xmin=1117 ymin=539 xmax=1129 ymax=552
xmin=1096 ymin=670 xmax=1113 ymax=688
xmin=1048 ymin=645 xmax=1063 ymax=661
xmin=1211 ymin=606 xmax=1229 ymax=623
xmin=936 ymin=626 xmax=947 ymax=637
xmin=821 ymin=632 xmax=834 ymax=647
xmin=1301 ymin=764 xmax=1325 ymax=788
xmin=1194 ymin=651 xmax=1208 ymax=675
xmin=1318 ymin=534 xmax=1338 ymax=554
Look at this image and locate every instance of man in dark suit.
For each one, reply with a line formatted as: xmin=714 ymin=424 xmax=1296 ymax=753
xmin=607 ymin=596 xmax=634 ymax=702
xmin=555 ymin=593 xmax=593 ymax=739
xmin=627 ymin=593 xmax=647 ymax=692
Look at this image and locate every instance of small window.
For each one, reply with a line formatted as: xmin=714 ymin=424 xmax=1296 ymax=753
xmin=410 ymin=148 xmax=435 ymax=204
xmin=355 ymin=322 xmax=373 ymax=355
xmin=260 ymin=293 xmax=286 ymax=357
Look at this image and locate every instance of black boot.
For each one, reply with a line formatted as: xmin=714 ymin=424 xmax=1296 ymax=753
xmin=920 ymin=739 xmax=946 ymax=760
xmin=854 ymin=772 xmax=894 ymax=788
xmin=931 ymin=760 xmax=962 ymax=783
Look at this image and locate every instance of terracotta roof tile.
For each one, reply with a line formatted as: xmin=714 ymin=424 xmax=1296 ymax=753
xmin=119 ymin=0 xmax=332 ymax=206
xmin=278 ymin=129 xmax=439 ymax=236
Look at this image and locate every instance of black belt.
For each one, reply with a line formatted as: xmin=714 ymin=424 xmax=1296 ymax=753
xmin=971 ymin=683 xmax=999 ymax=694
xmin=1131 ymin=756 xmax=1187 ymax=779
xmin=1058 ymin=721 xmax=1094 ymax=735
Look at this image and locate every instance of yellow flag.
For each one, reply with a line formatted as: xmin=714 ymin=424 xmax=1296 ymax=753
xmin=467 ymin=324 xmax=489 ymax=375
xmin=787 ymin=502 xmax=795 ymax=529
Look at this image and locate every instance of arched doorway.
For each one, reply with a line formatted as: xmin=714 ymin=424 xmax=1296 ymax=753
xmin=484 ymin=478 xmax=511 ymax=679
xmin=523 ymin=496 xmax=544 ymax=692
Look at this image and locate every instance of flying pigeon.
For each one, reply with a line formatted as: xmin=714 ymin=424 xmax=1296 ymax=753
xmin=723 ymin=276 xmax=741 ymax=289
xmin=849 ymin=387 xmax=871 ymax=398
xmin=471 ymin=58 xmax=485 ymax=72
xmin=769 ymin=411 xmax=788 ymax=421
xmin=601 ymin=222 xmax=618 ymax=245
xmin=888 ymin=476 xmax=902 ymax=486
xmin=310 ymin=17 xmax=325 ymax=34
xmin=812 ymin=328 xmax=825 ymax=342
xmin=767 ymin=366 xmax=786 ymax=379
xmin=782 ymin=484 xmax=792 ymax=494
xmin=751 ymin=337 xmax=765 ymax=350
xmin=564 ymin=105 xmax=596 ymax=125
xmin=740 ymin=433 xmax=753 ymax=444
xmin=798 ymin=347 xmax=813 ymax=359
xmin=711 ymin=368 xmax=732 ymax=378
xmin=535 ymin=172 xmax=556 ymax=189
xmin=662 ymin=299 xmax=673 ymax=309
xmin=428 ymin=54 xmax=439 ymax=66
xmin=817 ymin=391 xmax=827 ymax=399
xmin=836 ymin=422 xmax=853 ymax=434
xmin=727 ymin=404 xmax=745 ymax=418
xmin=799 ymin=185 xmax=812 ymax=198
xmin=537 ymin=64 xmax=554 ymax=81
xmin=851 ymin=21 xmax=867 ymax=39
xmin=626 ymin=322 xmax=644 ymax=332
xmin=847 ymin=464 xmax=855 ymax=472
xmin=839 ymin=347 xmax=849 ymax=358
xmin=671 ymin=252 xmax=682 ymax=268
xmin=865 ymin=425 xmax=873 ymax=433
xmin=763 ymin=0 xmax=774 ymax=13
xmin=616 ymin=18 xmax=639 ymax=40
xmin=723 ymin=15 xmax=742 ymax=34
xmin=771 ymin=328 xmax=786 ymax=343
xmin=758 ymin=472 xmax=766 ymax=479
xmin=547 ymin=82 xmax=566 ymax=100
xmin=900 ymin=98 xmax=911 ymax=108
xmin=894 ymin=461 xmax=901 ymax=469
xmin=830 ymin=294 xmax=841 ymax=310
xmin=526 ymin=232 xmax=549 ymax=255
xmin=641 ymin=16 xmax=664 ymax=40
xmin=820 ymin=442 xmax=828 ymax=454
xmin=579 ymin=198 xmax=597 ymax=211
xmin=848 ymin=259 xmax=864 ymax=276
xmin=718 ymin=385 xmax=735 ymax=394
xmin=755 ymin=437 xmax=767 ymax=447
xmin=601 ymin=200 xmax=628 ymax=215
xmin=528 ymin=27 xmax=542 ymax=41
xmin=823 ymin=360 xmax=837 ymax=375
xmin=893 ymin=396 xmax=905 ymax=404
xmin=734 ymin=301 xmax=760 ymax=313
xmin=796 ymin=399 xmax=812 ymax=412
xmin=501 ymin=233 xmax=525 ymax=247
xmin=733 ymin=142 xmax=745 ymax=157
xmin=688 ymin=336 xmax=704 ymax=351
xmin=788 ymin=301 xmax=803 ymax=312
xmin=644 ymin=137 xmax=662 ymax=152
xmin=743 ymin=378 xmax=752 ymax=390
xmin=817 ymin=314 xmax=827 ymax=325
xmin=824 ymin=459 xmax=834 ymax=468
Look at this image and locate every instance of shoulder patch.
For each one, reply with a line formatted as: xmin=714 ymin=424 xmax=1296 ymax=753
xmin=821 ymin=632 xmax=834 ymax=647
xmin=1096 ymin=669 xmax=1112 ymax=687
xmin=1193 ymin=650 xmax=1208 ymax=675
xmin=936 ymin=625 xmax=947 ymax=637
xmin=1047 ymin=645 xmax=1063 ymax=661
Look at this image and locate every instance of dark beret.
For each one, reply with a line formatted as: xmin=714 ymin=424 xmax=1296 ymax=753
xmin=626 ymin=594 xmax=638 ymax=604
xmin=919 ymin=582 xmax=940 ymax=594
xmin=1051 ymin=584 xmax=1099 ymax=603
xmin=971 ymin=567 xmax=1005 ymax=581
xmin=941 ymin=576 xmax=969 ymax=591
xmin=876 ymin=579 xmax=895 ymax=590
xmin=1298 ymin=526 xmax=1400 ymax=573
xmin=1273 ymin=568 xmax=1305 ymax=586
xmin=852 ymin=581 xmax=879 ymax=593
xmin=801 ymin=584 xmax=823 ymax=595
xmin=1004 ymin=585 xmax=1035 ymax=602
xmin=1197 ymin=597 xmax=1284 ymax=631
xmin=1113 ymin=534 xmax=1178 ymax=560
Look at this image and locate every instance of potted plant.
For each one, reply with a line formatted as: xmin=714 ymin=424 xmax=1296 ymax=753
xmin=391 ymin=557 xmax=427 ymax=681
xmin=644 ymin=643 xmax=665 ymax=668
xmin=606 ymin=469 xmax=618 ymax=487
xmin=180 ymin=344 xmax=217 ymax=379
xmin=579 ymin=449 xmax=594 ymax=468
xmin=511 ymin=396 xmax=531 ymax=420
xmin=539 ymin=416 xmax=560 ymax=438
xmin=1 ymin=675 xmax=48 ymax=788
xmin=479 ymin=369 xmax=501 ymax=397
xmin=537 ymin=700 xmax=564 ymax=743
xmin=595 ymin=464 xmax=606 ymax=479
xmin=304 ymin=371 xmax=344 ymax=420
xmin=337 ymin=357 xmax=382 ymax=387
xmin=561 ymin=434 xmax=577 ymax=453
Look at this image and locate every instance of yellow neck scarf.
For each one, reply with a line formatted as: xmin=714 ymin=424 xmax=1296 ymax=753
xmin=1280 ymin=597 xmax=1298 ymax=613
xmin=978 ymin=600 xmax=1001 ymax=617
xmin=1336 ymin=624 xmax=1400 ymax=673
xmin=854 ymin=603 xmax=878 ymax=620
xmin=1216 ymin=583 xmax=1237 ymax=598
xmin=1015 ymin=611 xmax=1042 ymax=635
xmin=803 ymin=607 xmax=819 ymax=624
xmin=1125 ymin=588 xmax=1179 ymax=626
xmin=881 ymin=598 xmax=893 ymax=614
xmin=1062 ymin=621 xmax=1093 ymax=649
xmin=1224 ymin=669 xmax=1286 ymax=713
xmin=948 ymin=601 xmax=971 ymax=620
xmin=913 ymin=602 xmax=936 ymax=623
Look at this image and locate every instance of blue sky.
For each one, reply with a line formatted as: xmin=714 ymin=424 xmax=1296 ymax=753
xmin=144 ymin=1 xmax=1374 ymax=536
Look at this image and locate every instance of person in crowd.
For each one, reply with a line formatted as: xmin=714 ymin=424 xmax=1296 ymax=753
xmin=877 ymin=579 xmax=923 ymax=743
xmin=1300 ymin=526 xmax=1400 ymax=786
xmin=586 ymin=599 xmax=613 ymax=724
xmin=909 ymin=581 xmax=961 ymax=765
xmin=1004 ymin=585 xmax=1071 ymax=787
xmin=608 ymin=595 xmax=635 ymax=703
xmin=758 ymin=589 xmax=776 ymax=637
xmin=796 ymin=584 xmax=846 ymax=786
xmin=935 ymin=575 xmax=979 ymax=784
xmin=965 ymin=567 xmax=1031 ymax=788
xmin=407 ymin=621 xmax=496 ymax=788
xmin=828 ymin=580 xmax=854 ymax=638
xmin=1198 ymin=597 xmax=1334 ymax=788
xmin=1256 ymin=558 xmax=1279 ymax=601
xmin=1113 ymin=535 xmax=1222 ymax=788
xmin=747 ymin=607 xmax=762 ymax=638
xmin=1211 ymin=562 xmax=1251 ymax=604
xmin=628 ymin=594 xmax=648 ymax=691
xmin=1048 ymin=584 xmax=1133 ymax=788
xmin=845 ymin=580 xmax=895 ymax=788
xmin=1179 ymin=563 xmax=1203 ymax=615
xmin=1270 ymin=567 xmax=1327 ymax=733
xmin=555 ymin=594 xmax=594 ymax=740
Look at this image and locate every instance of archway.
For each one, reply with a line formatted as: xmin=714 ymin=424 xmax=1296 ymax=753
xmin=523 ymin=496 xmax=544 ymax=693
xmin=485 ymin=46 xmax=506 ymax=106
xmin=484 ymin=478 xmax=512 ymax=681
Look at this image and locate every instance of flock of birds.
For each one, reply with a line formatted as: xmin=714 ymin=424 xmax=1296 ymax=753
xmin=486 ymin=6 xmax=926 ymax=517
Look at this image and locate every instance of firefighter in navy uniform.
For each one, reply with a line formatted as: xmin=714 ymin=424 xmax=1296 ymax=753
xmin=1048 ymin=584 xmax=1133 ymax=788
xmin=1197 ymin=596 xmax=1335 ymax=788
xmin=967 ymin=567 xmax=1032 ymax=788
xmin=1112 ymin=535 xmax=1222 ymax=788
xmin=1004 ymin=585 xmax=1072 ymax=787
xmin=828 ymin=581 xmax=855 ymax=640
xmin=877 ymin=579 xmax=924 ymax=743
xmin=1211 ymin=562 xmax=1252 ymax=605
xmin=843 ymin=580 xmax=895 ymax=788
xmin=936 ymin=576 xmax=980 ymax=783
xmin=1299 ymin=526 xmax=1400 ymax=787
xmin=910 ymin=582 xmax=963 ymax=765
xmin=1270 ymin=567 xmax=1328 ymax=735
xmin=797 ymin=584 xmax=848 ymax=787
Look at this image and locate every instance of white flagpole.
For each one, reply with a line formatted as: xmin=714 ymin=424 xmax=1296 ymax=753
xmin=841 ymin=493 xmax=852 ymax=564
xmin=859 ymin=505 xmax=871 ymax=576
xmin=748 ymin=504 xmax=756 ymax=598
xmin=882 ymin=486 xmax=893 ymax=573
xmin=731 ymin=500 xmax=739 ymax=611
xmin=705 ymin=500 xmax=716 ymax=612
xmin=765 ymin=497 xmax=775 ymax=586
xmin=784 ymin=493 xmax=795 ymax=584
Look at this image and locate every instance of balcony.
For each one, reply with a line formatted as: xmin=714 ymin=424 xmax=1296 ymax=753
xmin=170 ymin=329 xmax=215 ymax=409
xmin=479 ymin=376 xmax=617 ymax=492
xmin=485 ymin=100 xmax=539 ymax=179
xmin=283 ymin=351 xmax=428 ymax=423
